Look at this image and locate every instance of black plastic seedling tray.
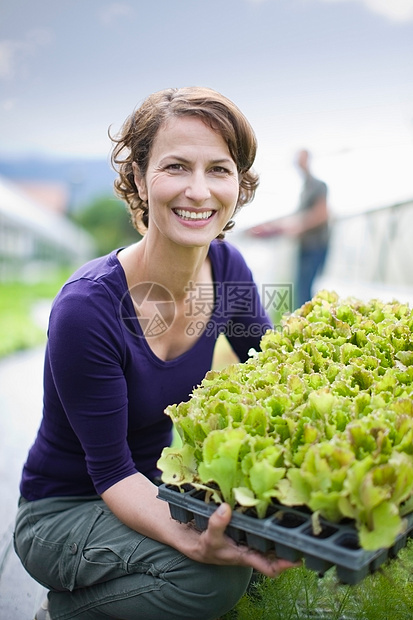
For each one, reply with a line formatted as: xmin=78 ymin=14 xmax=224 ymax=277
xmin=157 ymin=483 xmax=413 ymax=585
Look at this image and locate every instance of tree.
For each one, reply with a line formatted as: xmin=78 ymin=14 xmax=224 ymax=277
xmin=72 ymin=195 xmax=139 ymax=256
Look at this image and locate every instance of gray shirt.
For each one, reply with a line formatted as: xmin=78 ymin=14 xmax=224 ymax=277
xmin=298 ymin=174 xmax=329 ymax=250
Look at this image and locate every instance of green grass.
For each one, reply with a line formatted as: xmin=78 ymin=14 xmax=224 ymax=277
xmin=222 ymin=539 xmax=413 ymax=619
xmin=0 ymin=270 xmax=71 ymax=359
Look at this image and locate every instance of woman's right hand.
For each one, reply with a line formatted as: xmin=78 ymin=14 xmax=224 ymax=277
xmin=186 ymin=502 xmax=301 ymax=578
xmin=103 ymin=474 xmax=300 ymax=578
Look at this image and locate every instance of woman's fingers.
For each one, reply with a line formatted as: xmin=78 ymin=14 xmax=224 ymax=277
xmin=203 ymin=503 xmax=232 ymax=548
xmin=205 ymin=504 xmax=302 ymax=577
xmin=245 ymin=550 xmax=302 ymax=578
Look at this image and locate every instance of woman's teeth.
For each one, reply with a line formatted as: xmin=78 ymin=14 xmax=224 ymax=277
xmin=174 ymin=209 xmax=213 ymax=220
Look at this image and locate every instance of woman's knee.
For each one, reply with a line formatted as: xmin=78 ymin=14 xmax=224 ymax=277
xmin=171 ymin=563 xmax=252 ymax=619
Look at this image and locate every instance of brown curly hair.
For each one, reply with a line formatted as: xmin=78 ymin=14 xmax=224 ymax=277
xmin=109 ymin=87 xmax=259 ymax=238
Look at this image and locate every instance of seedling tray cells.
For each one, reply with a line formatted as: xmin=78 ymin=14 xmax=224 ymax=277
xmin=158 ymin=483 xmax=413 ymax=585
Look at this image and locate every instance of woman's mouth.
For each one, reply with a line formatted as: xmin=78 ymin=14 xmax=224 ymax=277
xmin=173 ymin=209 xmax=214 ymax=221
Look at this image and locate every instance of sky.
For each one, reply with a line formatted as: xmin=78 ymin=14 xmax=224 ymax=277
xmin=1 ymin=0 xmax=413 ymax=221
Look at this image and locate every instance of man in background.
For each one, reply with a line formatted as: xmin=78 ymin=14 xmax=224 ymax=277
xmin=250 ymin=149 xmax=330 ymax=309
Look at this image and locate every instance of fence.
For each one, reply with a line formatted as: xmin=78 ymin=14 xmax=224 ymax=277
xmin=318 ymin=198 xmax=413 ymax=304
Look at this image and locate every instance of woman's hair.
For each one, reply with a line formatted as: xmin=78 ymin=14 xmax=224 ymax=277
xmin=110 ymin=86 xmax=259 ymax=237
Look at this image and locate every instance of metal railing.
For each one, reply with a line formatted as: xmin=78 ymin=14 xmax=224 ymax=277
xmin=317 ymin=198 xmax=413 ymax=303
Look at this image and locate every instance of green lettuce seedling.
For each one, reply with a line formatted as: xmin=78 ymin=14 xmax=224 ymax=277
xmin=158 ymin=291 xmax=413 ymax=551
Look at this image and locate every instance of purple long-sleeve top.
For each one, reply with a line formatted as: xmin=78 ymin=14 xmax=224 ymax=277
xmin=20 ymin=240 xmax=272 ymax=501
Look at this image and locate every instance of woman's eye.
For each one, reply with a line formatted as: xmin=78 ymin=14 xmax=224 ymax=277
xmin=165 ymin=163 xmax=184 ymax=171
xmin=211 ymin=166 xmax=229 ymax=174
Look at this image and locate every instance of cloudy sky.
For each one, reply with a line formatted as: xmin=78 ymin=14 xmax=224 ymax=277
xmin=1 ymin=0 xmax=412 ymax=219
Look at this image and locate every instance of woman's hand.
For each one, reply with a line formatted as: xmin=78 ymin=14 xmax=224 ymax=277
xmin=187 ymin=502 xmax=301 ymax=578
xmin=103 ymin=474 xmax=300 ymax=578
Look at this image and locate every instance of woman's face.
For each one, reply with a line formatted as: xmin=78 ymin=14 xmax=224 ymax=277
xmin=133 ymin=116 xmax=240 ymax=248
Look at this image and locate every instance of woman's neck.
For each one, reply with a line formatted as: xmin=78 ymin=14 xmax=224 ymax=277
xmin=118 ymin=235 xmax=212 ymax=300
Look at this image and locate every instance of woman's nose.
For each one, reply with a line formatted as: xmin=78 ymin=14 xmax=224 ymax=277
xmin=184 ymin=171 xmax=211 ymax=202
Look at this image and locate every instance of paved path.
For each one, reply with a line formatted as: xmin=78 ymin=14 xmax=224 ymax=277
xmin=0 ymin=346 xmax=47 ymax=618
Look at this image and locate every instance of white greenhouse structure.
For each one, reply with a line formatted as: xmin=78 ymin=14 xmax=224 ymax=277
xmin=0 ymin=175 xmax=95 ymax=281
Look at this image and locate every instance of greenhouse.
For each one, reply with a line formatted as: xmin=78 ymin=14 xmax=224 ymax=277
xmin=0 ymin=175 xmax=94 ymax=281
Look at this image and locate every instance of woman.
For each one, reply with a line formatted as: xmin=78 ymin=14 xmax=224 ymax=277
xmin=14 ymin=87 xmax=299 ymax=620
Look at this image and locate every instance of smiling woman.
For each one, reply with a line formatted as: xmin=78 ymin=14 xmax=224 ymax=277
xmin=14 ymin=87 xmax=299 ymax=620
xmin=130 ymin=115 xmax=241 ymax=250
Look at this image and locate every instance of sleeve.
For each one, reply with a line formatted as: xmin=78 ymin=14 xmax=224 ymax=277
xmin=47 ymin=279 xmax=138 ymax=494
xmin=214 ymin=242 xmax=273 ymax=362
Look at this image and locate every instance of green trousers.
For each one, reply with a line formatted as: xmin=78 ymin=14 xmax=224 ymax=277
xmin=14 ymin=495 xmax=252 ymax=620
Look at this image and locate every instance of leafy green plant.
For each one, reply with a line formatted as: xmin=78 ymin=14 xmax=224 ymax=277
xmin=158 ymin=290 xmax=413 ymax=550
xmin=221 ymin=538 xmax=413 ymax=619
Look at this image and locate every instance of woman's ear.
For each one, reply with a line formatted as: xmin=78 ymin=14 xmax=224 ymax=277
xmin=132 ymin=162 xmax=148 ymax=202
